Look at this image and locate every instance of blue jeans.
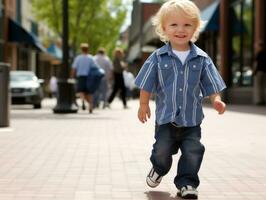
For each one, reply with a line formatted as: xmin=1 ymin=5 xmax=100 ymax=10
xmin=150 ymin=123 xmax=205 ymax=189
xmin=93 ymin=77 xmax=109 ymax=107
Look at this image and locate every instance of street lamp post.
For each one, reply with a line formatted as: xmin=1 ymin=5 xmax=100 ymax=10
xmin=53 ymin=0 xmax=78 ymax=113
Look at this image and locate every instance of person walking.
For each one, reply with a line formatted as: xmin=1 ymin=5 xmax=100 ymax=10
xmin=71 ymin=43 xmax=98 ymax=113
xmin=134 ymin=0 xmax=226 ymax=199
xmin=253 ymin=42 xmax=266 ymax=105
xmin=123 ymin=67 xmax=135 ymax=99
xmin=49 ymin=75 xmax=57 ymax=98
xmin=107 ymin=48 xmax=127 ymax=108
xmin=93 ymin=48 xmax=113 ymax=108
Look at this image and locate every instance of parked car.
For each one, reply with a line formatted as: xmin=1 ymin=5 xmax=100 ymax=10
xmin=10 ymin=71 xmax=43 ymax=109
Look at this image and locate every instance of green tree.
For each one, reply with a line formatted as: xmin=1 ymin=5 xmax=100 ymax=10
xmin=32 ymin=0 xmax=126 ymax=56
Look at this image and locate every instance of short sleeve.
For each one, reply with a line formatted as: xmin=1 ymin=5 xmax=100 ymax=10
xmin=72 ymin=56 xmax=79 ymax=69
xmin=200 ymin=57 xmax=226 ymax=97
xmin=134 ymin=52 xmax=158 ymax=93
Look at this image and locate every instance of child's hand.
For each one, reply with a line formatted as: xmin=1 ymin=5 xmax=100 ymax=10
xmin=213 ymin=100 xmax=226 ymax=114
xmin=138 ymin=104 xmax=151 ymax=123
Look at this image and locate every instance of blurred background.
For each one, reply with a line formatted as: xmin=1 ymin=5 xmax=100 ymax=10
xmin=0 ymin=0 xmax=265 ymax=105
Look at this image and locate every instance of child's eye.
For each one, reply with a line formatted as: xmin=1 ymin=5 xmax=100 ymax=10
xmin=184 ymin=24 xmax=192 ymax=27
xmin=170 ymin=23 xmax=178 ymax=27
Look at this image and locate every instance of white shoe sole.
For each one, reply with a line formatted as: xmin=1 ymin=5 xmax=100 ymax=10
xmin=146 ymin=168 xmax=162 ymax=188
xmin=146 ymin=176 xmax=160 ymax=188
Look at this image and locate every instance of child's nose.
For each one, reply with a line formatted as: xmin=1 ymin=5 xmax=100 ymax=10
xmin=176 ymin=26 xmax=185 ymax=32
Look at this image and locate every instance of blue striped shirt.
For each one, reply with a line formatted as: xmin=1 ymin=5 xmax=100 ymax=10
xmin=135 ymin=42 xmax=226 ymax=127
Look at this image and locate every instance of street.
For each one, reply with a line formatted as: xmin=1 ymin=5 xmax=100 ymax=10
xmin=0 ymin=98 xmax=266 ymax=200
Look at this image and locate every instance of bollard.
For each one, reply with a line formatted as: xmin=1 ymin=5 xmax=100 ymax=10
xmin=0 ymin=63 xmax=10 ymax=127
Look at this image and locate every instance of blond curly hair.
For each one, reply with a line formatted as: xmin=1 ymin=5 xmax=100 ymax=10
xmin=152 ymin=0 xmax=204 ymax=43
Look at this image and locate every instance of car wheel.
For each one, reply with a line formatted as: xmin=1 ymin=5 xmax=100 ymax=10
xmin=33 ymin=103 xmax=42 ymax=109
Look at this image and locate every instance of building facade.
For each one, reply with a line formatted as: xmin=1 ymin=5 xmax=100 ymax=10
xmin=194 ymin=0 xmax=264 ymax=104
xmin=127 ymin=0 xmax=162 ymax=75
xmin=0 ymin=0 xmax=4 ymax=62
xmin=2 ymin=0 xmax=17 ymax=68
xmin=1 ymin=0 xmax=62 ymax=97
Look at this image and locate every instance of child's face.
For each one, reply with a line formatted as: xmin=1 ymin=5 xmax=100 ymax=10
xmin=163 ymin=10 xmax=197 ymax=51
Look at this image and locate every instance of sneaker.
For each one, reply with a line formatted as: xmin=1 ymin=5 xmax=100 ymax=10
xmin=146 ymin=168 xmax=162 ymax=188
xmin=178 ymin=185 xmax=198 ymax=199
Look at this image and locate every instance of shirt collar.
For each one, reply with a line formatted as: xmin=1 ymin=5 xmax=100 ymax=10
xmin=157 ymin=42 xmax=208 ymax=58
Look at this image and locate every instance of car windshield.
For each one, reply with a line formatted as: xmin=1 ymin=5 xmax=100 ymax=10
xmin=11 ymin=73 xmax=37 ymax=82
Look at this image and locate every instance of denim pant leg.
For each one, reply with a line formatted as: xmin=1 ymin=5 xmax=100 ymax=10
xmin=101 ymin=78 xmax=108 ymax=105
xmin=174 ymin=125 xmax=205 ymax=189
xmin=150 ymin=123 xmax=178 ymax=176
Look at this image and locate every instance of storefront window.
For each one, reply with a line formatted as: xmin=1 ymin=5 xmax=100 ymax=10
xmin=0 ymin=44 xmax=3 ymax=62
xmin=18 ymin=47 xmax=30 ymax=70
xmin=0 ymin=1 xmax=4 ymax=61
xmin=231 ymin=0 xmax=254 ymax=87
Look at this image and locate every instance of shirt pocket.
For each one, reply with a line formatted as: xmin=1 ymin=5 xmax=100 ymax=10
xmin=188 ymin=64 xmax=201 ymax=85
xmin=158 ymin=60 xmax=174 ymax=86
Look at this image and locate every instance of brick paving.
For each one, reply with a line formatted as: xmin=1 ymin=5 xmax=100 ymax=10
xmin=0 ymin=98 xmax=266 ymax=200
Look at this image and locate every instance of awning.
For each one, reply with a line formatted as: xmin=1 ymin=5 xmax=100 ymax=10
xmin=39 ymin=43 xmax=62 ymax=65
xmin=200 ymin=0 xmax=244 ymax=34
xmin=200 ymin=0 xmax=219 ymax=32
xmin=143 ymin=19 xmax=158 ymax=45
xmin=8 ymin=18 xmax=46 ymax=52
xmin=47 ymin=43 xmax=62 ymax=60
xmin=127 ymin=41 xmax=141 ymax=63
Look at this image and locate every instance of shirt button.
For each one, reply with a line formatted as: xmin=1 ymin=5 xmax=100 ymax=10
xmin=164 ymin=64 xmax=168 ymax=68
xmin=179 ymin=88 xmax=182 ymax=92
xmin=193 ymin=65 xmax=196 ymax=68
xmin=180 ymin=71 xmax=183 ymax=74
xmin=179 ymin=106 xmax=182 ymax=109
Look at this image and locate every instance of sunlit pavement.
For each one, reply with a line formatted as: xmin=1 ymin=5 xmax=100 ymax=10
xmin=0 ymin=98 xmax=266 ymax=200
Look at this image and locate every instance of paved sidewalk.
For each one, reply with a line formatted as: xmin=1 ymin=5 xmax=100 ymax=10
xmin=0 ymin=98 xmax=266 ymax=200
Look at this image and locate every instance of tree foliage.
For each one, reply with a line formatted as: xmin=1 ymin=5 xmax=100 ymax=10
xmin=32 ymin=0 xmax=126 ymax=56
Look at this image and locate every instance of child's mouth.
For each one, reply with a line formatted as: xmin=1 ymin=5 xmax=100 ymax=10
xmin=176 ymin=35 xmax=186 ymax=38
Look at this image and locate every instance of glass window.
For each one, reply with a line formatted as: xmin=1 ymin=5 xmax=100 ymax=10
xmin=0 ymin=1 xmax=2 ymax=16
xmin=231 ymin=0 xmax=254 ymax=87
xmin=0 ymin=1 xmax=3 ymax=39
xmin=0 ymin=43 xmax=3 ymax=62
xmin=0 ymin=2 xmax=3 ymax=61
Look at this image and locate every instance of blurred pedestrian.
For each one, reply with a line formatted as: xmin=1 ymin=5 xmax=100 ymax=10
xmin=71 ymin=43 xmax=98 ymax=113
xmin=49 ymin=75 xmax=57 ymax=98
xmin=253 ymin=42 xmax=266 ymax=105
xmin=123 ymin=67 xmax=135 ymax=99
xmin=93 ymin=48 xmax=113 ymax=108
xmin=134 ymin=0 xmax=226 ymax=199
xmin=107 ymin=48 xmax=127 ymax=108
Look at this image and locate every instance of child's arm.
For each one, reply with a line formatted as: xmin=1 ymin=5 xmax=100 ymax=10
xmin=138 ymin=90 xmax=151 ymax=123
xmin=209 ymin=93 xmax=226 ymax=114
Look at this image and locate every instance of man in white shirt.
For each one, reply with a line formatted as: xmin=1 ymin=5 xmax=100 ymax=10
xmin=93 ymin=48 xmax=113 ymax=108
